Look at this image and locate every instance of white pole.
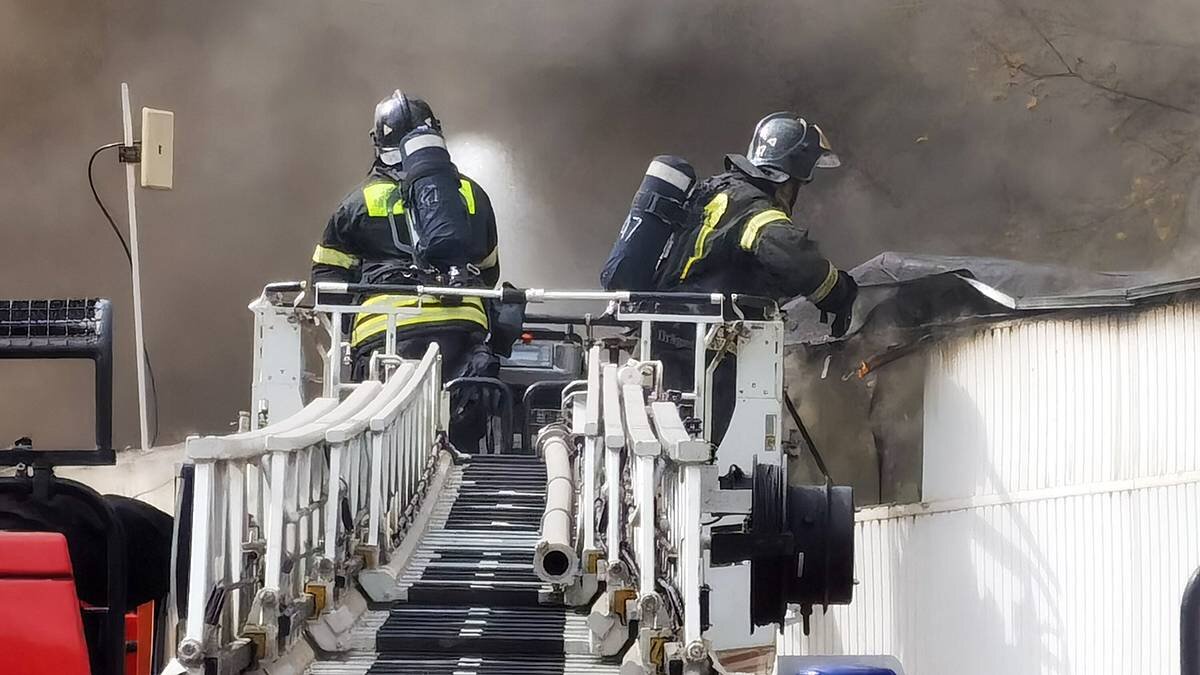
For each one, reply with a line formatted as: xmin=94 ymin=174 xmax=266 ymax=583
xmin=122 ymin=83 xmax=152 ymax=451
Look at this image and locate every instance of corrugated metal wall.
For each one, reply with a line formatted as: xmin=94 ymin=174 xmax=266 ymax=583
xmin=924 ymin=301 xmax=1200 ymax=501
xmin=781 ymin=300 xmax=1200 ymax=673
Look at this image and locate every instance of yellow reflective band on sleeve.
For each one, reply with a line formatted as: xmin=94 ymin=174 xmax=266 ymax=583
xmin=363 ymin=182 xmax=404 ymax=217
xmin=351 ymin=295 xmax=488 ymax=346
xmin=737 ymin=209 xmax=790 ymax=251
xmin=477 ymin=246 xmax=499 ymax=270
xmin=679 ymin=192 xmax=730 ymax=281
xmin=312 ymin=245 xmax=358 ymax=269
xmin=364 ymin=180 xmax=476 ymax=216
xmin=459 ymin=179 xmax=477 ymax=215
xmin=808 ymin=262 xmax=840 ymax=303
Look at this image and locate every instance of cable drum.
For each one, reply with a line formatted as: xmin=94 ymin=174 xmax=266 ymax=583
xmin=711 ymin=461 xmax=855 ymax=632
xmin=787 ymin=482 xmax=855 ymax=610
xmin=749 ymin=463 xmax=788 ymax=628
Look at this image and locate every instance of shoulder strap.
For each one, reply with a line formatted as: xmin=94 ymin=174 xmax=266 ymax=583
xmin=374 ymin=167 xmax=417 ymax=256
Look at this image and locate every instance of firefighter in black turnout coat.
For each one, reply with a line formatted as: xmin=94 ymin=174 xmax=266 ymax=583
xmin=652 ymin=112 xmax=858 ymax=442
xmin=312 ymin=91 xmax=501 ymax=451
xmin=655 ymin=112 xmax=857 ymax=328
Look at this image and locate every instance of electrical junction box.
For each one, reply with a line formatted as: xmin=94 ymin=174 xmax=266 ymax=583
xmin=139 ymin=107 xmax=174 ymax=190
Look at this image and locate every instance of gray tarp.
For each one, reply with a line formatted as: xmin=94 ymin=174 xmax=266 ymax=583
xmin=786 ymin=251 xmax=1179 ymax=346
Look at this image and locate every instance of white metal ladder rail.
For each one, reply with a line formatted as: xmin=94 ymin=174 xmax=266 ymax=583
xmin=174 ymin=344 xmax=444 ymax=672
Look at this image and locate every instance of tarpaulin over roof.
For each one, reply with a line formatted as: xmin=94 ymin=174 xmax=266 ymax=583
xmin=785 ymin=251 xmax=1198 ymax=347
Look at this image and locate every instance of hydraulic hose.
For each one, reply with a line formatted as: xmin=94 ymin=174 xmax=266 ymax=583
xmin=533 ymin=425 xmax=579 ymax=584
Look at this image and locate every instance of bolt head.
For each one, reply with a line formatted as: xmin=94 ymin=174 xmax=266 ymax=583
xmin=684 ymin=640 xmax=707 ymax=662
xmin=639 ymin=593 xmax=659 ymax=615
xmin=177 ymin=638 xmax=203 ymax=665
xmin=317 ymin=557 xmax=336 ymax=578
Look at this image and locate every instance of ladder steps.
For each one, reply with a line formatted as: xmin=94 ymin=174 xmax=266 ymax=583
xmin=405 ymin=585 xmax=544 ymax=608
xmin=364 ymin=654 xmax=620 ymax=675
xmin=418 ymin=550 xmax=535 ymax=564
xmin=308 ymin=454 xmax=621 ymax=675
xmin=377 ymin=607 xmax=566 ymax=654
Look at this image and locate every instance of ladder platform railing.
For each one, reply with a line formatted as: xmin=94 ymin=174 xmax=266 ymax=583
xmin=174 ymin=344 xmax=445 ymax=673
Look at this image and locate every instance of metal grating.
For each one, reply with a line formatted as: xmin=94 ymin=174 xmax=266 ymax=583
xmin=0 ymin=299 xmax=100 ymax=337
xmin=529 ymin=408 xmax=561 ymax=428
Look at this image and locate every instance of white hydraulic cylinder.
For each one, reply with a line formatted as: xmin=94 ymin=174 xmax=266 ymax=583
xmin=534 ymin=426 xmax=578 ymax=584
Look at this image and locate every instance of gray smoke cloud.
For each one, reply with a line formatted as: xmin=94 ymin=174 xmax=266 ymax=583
xmin=0 ymin=0 xmax=1197 ymax=447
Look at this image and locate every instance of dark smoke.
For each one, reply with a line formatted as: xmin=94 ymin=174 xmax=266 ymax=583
xmin=1 ymin=0 xmax=1197 ymax=447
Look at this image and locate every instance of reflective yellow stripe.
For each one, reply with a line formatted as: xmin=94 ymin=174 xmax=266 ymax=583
xmin=738 ymin=209 xmax=790 ymax=251
xmin=351 ymin=295 xmax=488 ymax=345
xmin=478 ymin=246 xmax=499 ymax=270
xmin=312 ymin=245 xmax=358 ymax=269
xmin=459 ymin=179 xmax=476 ymax=214
xmin=679 ymin=192 xmax=729 ymax=281
xmin=808 ymin=262 xmax=840 ymax=303
xmin=363 ymin=182 xmax=404 ymax=217
xmin=363 ymin=179 xmax=477 ymax=218
xmin=356 ymin=294 xmax=486 ymax=314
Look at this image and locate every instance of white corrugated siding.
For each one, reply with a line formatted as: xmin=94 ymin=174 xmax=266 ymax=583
xmin=780 ymin=300 xmax=1200 ymax=673
xmin=783 ymin=480 xmax=1200 ymax=673
xmin=924 ymin=301 xmax=1200 ymax=501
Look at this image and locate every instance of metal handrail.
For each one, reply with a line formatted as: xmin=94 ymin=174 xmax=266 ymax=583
xmin=263 ymin=382 xmax=382 ymax=451
xmin=175 ymin=346 xmax=446 ymax=673
xmin=325 ymin=365 xmax=415 ymax=444
xmin=185 ymin=397 xmax=339 ymax=461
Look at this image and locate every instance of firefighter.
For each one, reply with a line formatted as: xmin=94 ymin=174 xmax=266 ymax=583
xmin=652 ymin=112 xmax=858 ymax=443
xmin=654 ymin=111 xmax=857 ymax=328
xmin=311 ymin=91 xmax=501 ymax=451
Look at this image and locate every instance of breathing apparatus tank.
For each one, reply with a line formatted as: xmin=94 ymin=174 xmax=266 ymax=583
xmin=396 ymin=126 xmax=485 ymax=283
xmin=600 ymin=155 xmax=697 ymax=291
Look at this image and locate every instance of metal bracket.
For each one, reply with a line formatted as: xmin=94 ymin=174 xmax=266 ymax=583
xmin=650 ymin=401 xmax=710 ymax=464
xmin=612 ymin=587 xmax=637 ymax=625
xmin=700 ymin=465 xmax=752 ymax=515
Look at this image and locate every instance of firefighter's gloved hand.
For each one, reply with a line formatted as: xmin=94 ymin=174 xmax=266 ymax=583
xmin=828 ymin=305 xmax=853 ymax=338
xmin=454 ymin=387 xmax=503 ymax=419
xmin=453 ymin=345 xmax=502 ymax=416
xmin=816 ymin=271 xmax=858 ymax=339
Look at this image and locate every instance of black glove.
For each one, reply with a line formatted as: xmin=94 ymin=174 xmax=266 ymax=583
xmin=486 ymin=282 xmax=528 ymax=359
xmin=454 ymin=385 xmax=504 ymax=418
xmin=452 ymin=344 xmax=502 ymax=416
xmin=816 ymin=271 xmax=858 ymax=339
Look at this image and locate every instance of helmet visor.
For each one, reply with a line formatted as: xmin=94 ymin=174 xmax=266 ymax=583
xmin=816 ymin=152 xmax=841 ymax=169
xmin=812 ymin=125 xmax=841 ymax=168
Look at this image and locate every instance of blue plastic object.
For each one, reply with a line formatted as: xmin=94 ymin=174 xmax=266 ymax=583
xmin=796 ymin=662 xmax=892 ymax=667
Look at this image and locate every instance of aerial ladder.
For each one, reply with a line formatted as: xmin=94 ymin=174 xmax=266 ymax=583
xmin=0 ymin=284 xmax=861 ymax=675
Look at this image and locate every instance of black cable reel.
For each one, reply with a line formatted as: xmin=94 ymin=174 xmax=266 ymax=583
xmin=709 ymin=462 xmax=854 ymax=634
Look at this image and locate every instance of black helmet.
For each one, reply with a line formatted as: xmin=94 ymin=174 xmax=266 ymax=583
xmin=746 ymin=112 xmax=840 ymax=184
xmin=371 ymin=90 xmax=440 ymax=165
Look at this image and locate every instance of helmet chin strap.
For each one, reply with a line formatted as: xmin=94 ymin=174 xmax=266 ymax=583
xmin=775 ymin=178 xmax=802 ymax=213
xmin=378 ymin=148 xmax=404 ymax=166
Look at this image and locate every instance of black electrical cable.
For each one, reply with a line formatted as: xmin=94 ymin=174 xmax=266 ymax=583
xmin=88 ymin=143 xmax=131 ymax=261
xmin=783 ymin=392 xmax=832 ymax=483
xmin=89 ymin=142 xmax=161 ymax=446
